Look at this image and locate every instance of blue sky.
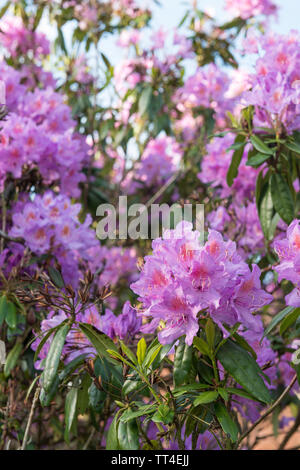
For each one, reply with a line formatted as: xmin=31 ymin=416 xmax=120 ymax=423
xmin=97 ymin=0 xmax=300 ymax=71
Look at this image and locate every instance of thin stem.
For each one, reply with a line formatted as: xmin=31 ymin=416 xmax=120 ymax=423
xmin=278 ymin=408 xmax=300 ymax=450
xmin=21 ymin=386 xmax=40 ymax=451
xmin=237 ymin=374 xmax=297 ymax=448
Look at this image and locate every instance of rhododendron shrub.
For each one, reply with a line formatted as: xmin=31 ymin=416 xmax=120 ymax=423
xmin=1 ymin=0 xmax=300 ymax=453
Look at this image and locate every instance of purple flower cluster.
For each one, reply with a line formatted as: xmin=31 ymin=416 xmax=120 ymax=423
xmin=197 ymin=133 xmax=258 ymax=200
xmin=242 ymin=31 xmax=300 ymax=133
xmin=0 ymin=62 xmax=88 ymax=196
xmin=131 ymin=221 xmax=273 ymax=345
xmin=174 ymin=64 xmax=234 ymax=128
xmin=0 ymin=16 xmax=50 ymax=58
xmin=122 ymin=136 xmax=182 ymax=193
xmin=9 ymin=191 xmax=97 ymax=287
xmin=273 ymin=219 xmax=300 ymax=307
xmin=225 ymin=0 xmax=277 ymax=20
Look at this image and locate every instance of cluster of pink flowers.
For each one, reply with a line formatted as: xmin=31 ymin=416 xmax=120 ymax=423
xmin=273 ymin=219 xmax=300 ymax=307
xmin=197 ymin=133 xmax=258 ymax=200
xmin=0 ymin=16 xmax=50 ymax=58
xmin=207 ymin=202 xmax=264 ymax=255
xmin=225 ymin=0 xmax=277 ymax=20
xmin=122 ymin=136 xmax=182 ymax=193
xmin=241 ymin=31 xmax=300 ymax=133
xmin=174 ymin=64 xmax=234 ymax=128
xmin=131 ymin=221 xmax=273 ymax=345
xmin=87 ymin=245 xmax=138 ymax=288
xmin=9 ymin=192 xmax=97 ymax=287
xmin=32 ymin=301 xmax=141 ymax=368
xmin=0 ymin=63 xmax=88 ymax=196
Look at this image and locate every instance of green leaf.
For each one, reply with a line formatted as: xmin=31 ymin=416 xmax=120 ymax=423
xmin=205 ymin=319 xmax=215 ymax=350
xmin=258 ymin=181 xmax=274 ymax=240
xmin=118 ymin=418 xmax=139 ymax=450
xmin=143 ymin=341 xmax=162 ymax=369
xmin=226 ymin=135 xmax=246 ymax=187
xmin=41 ymin=323 xmax=70 ymax=392
xmin=33 ymin=5 xmax=44 ymax=30
xmin=138 ymin=86 xmax=152 ymax=116
xmin=34 ymin=322 xmax=67 ymax=363
xmin=217 ymin=340 xmax=271 ymax=404
xmin=137 ymin=338 xmax=147 ymax=366
xmin=230 ymin=332 xmax=257 ymax=360
xmin=106 ymin=410 xmax=121 ymax=450
xmin=120 ymin=340 xmax=137 ymax=365
xmin=76 ymin=374 xmax=91 ymax=415
xmin=152 ymin=404 xmax=174 ymax=425
xmin=193 ymin=337 xmax=210 ymax=356
xmin=250 ymin=135 xmax=273 ymax=155
xmin=193 ymin=390 xmax=219 ymax=406
xmin=3 ymin=298 xmax=17 ymax=329
xmin=173 ymin=383 xmax=211 ymax=396
xmin=0 ymin=295 xmax=8 ymax=326
xmin=79 ymin=322 xmax=117 ymax=362
xmin=174 ymin=340 xmax=193 ymax=387
xmin=214 ymin=402 xmax=239 ymax=443
xmin=285 ymin=140 xmax=300 ymax=154
xmin=4 ymin=342 xmax=22 ymax=378
xmin=120 ymin=405 xmax=156 ymax=423
xmin=280 ymin=308 xmax=300 ymax=335
xmin=262 ymin=306 xmax=294 ymax=340
xmin=48 ymin=266 xmax=64 ymax=288
xmin=64 ymin=385 xmax=78 ymax=443
xmin=226 ymin=387 xmax=257 ymax=401
xmin=270 ymin=173 xmax=294 ymax=225
xmin=246 ymin=153 xmax=271 ymax=167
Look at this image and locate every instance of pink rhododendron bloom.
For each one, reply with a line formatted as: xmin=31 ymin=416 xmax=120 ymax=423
xmin=131 ymin=222 xmax=273 ymax=345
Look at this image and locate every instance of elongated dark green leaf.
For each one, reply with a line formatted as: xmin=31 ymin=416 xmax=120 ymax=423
xmin=79 ymin=322 xmax=117 ymax=362
xmin=120 ymin=405 xmax=156 ymax=423
xmin=174 ymin=340 xmax=193 ymax=387
xmin=262 ymin=306 xmax=294 ymax=340
xmin=120 ymin=340 xmax=137 ymax=365
xmin=0 ymin=295 xmax=7 ymax=326
xmin=39 ymin=375 xmax=59 ymax=407
xmin=3 ymin=298 xmax=17 ymax=329
xmin=34 ymin=322 xmax=67 ymax=363
xmin=173 ymin=383 xmax=211 ymax=396
xmin=231 ymin=332 xmax=257 ymax=360
xmin=259 ymin=182 xmax=274 ymax=240
xmin=270 ymin=173 xmax=294 ymax=225
xmin=4 ymin=342 xmax=22 ymax=378
xmin=285 ymin=140 xmax=300 ymax=154
xmin=106 ymin=411 xmax=122 ymax=450
xmin=280 ymin=308 xmax=300 ymax=335
xmin=226 ymin=135 xmax=246 ymax=187
xmin=33 ymin=5 xmax=44 ymax=30
xmin=193 ymin=336 xmax=210 ymax=356
xmin=214 ymin=402 xmax=239 ymax=443
xmin=246 ymin=153 xmax=271 ymax=167
xmin=227 ymin=387 xmax=257 ymax=401
xmin=118 ymin=418 xmax=139 ymax=450
xmin=41 ymin=323 xmax=70 ymax=392
xmin=217 ymin=340 xmax=271 ymax=404
xmin=250 ymin=135 xmax=273 ymax=155
xmin=48 ymin=266 xmax=64 ymax=288
xmin=205 ymin=319 xmax=215 ymax=350
xmin=194 ymin=390 xmax=218 ymax=406
xmin=64 ymin=385 xmax=78 ymax=443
